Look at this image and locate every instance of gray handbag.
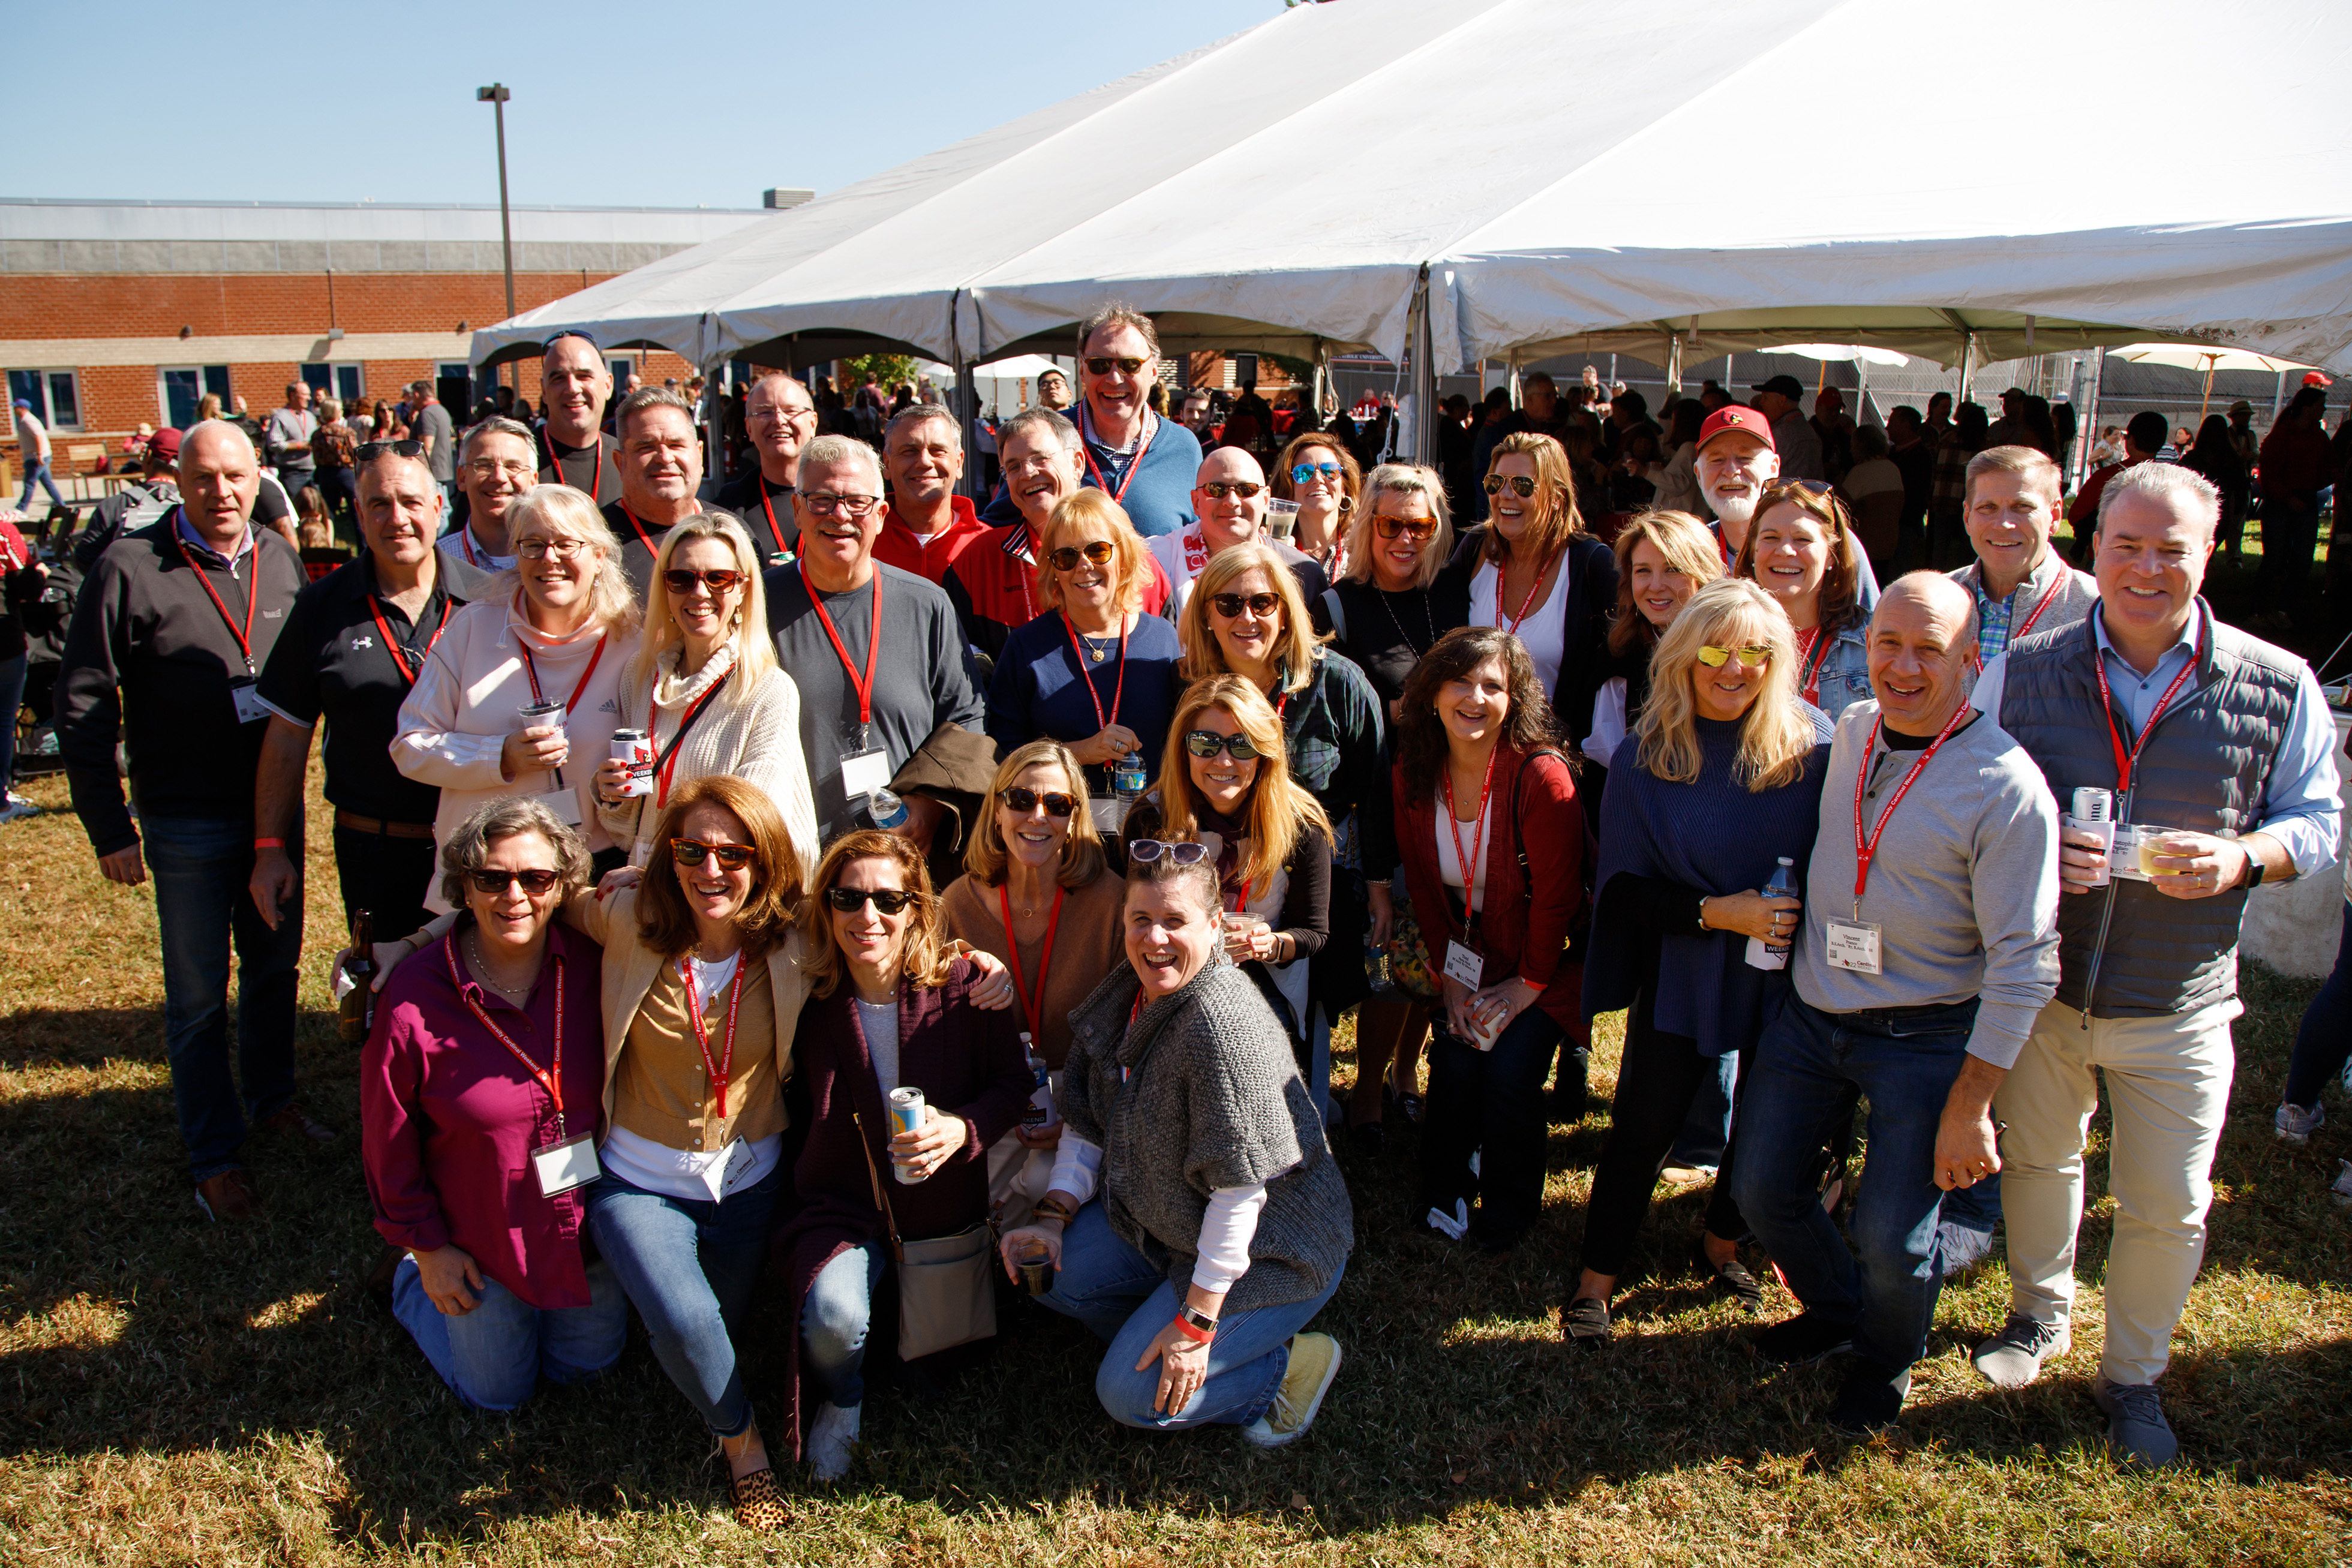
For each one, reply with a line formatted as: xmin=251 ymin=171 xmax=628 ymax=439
xmin=854 ymin=1109 xmax=997 ymax=1361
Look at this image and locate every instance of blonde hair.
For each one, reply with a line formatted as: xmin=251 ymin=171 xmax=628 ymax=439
xmin=1176 ymin=542 xmax=1320 ymax=696
xmin=1151 ymin=675 xmax=1330 ymax=897
xmin=1964 ymin=443 xmax=2063 ymax=510
xmin=1344 ymin=463 xmax=1454 ymax=589
xmin=1479 ymin=431 xmax=1587 ymax=569
xmin=1607 ymin=510 xmax=1724 ymax=657
xmin=1035 ymin=489 xmax=1149 ymax=616
xmin=1636 ymin=578 xmax=1813 ymax=792
xmin=497 ymin=484 xmax=642 ymax=633
xmin=962 ymin=739 xmax=1107 ymax=888
xmin=626 ymin=512 xmax=779 ymax=696
xmin=799 ymin=831 xmax=954 ymax=1001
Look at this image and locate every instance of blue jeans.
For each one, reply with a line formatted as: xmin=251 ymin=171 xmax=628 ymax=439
xmin=143 ymin=814 xmax=303 ymax=1180
xmin=0 ymin=651 xmax=26 ymax=790
xmin=801 ymin=1242 xmax=888 ymax=1411
xmin=2284 ymin=900 xmax=2352 ymax=1107
xmin=1417 ymin=1007 xmax=1567 ymax=1243
xmin=1729 ymin=993 xmax=1979 ymax=1374
xmin=391 ymin=1253 xmax=626 ymax=1411
xmin=584 ymin=1161 xmax=781 ymax=1439
xmin=1037 ymin=1199 xmax=1344 ymax=1431
xmin=1666 ymin=1050 xmax=1737 ymax=1169
xmin=17 ymin=460 xmax=63 ymax=510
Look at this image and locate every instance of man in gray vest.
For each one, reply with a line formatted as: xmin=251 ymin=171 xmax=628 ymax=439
xmin=1967 ymin=462 xmax=2342 ymax=1466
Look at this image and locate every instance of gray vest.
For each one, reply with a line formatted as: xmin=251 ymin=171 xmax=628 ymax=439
xmin=1996 ymin=603 xmax=2301 ymax=1017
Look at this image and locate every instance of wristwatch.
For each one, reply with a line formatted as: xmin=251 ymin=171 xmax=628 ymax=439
xmin=1175 ymin=1300 xmax=1219 ymax=1336
xmin=2242 ymin=857 xmax=2266 ymax=890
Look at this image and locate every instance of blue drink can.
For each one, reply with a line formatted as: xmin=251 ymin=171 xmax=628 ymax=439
xmin=887 ymin=1086 xmax=926 ymax=1184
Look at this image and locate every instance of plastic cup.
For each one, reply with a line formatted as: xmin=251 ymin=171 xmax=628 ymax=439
xmin=1013 ymin=1237 xmax=1054 ymax=1296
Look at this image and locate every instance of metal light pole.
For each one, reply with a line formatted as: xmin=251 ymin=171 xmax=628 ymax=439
xmin=476 ymin=83 xmax=516 ymax=387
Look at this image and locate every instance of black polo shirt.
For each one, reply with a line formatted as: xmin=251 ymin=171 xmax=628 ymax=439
xmin=539 ymin=431 xmax=623 ymax=506
xmin=714 ymin=469 xmax=797 ymax=563
xmin=255 ymin=549 xmax=493 ymax=824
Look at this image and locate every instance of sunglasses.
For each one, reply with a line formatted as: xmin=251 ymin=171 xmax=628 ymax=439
xmin=1199 ymin=481 xmax=1264 ymax=500
xmin=1696 ymin=644 xmax=1774 ymax=668
xmin=1128 ymin=839 xmax=1209 ymax=866
xmin=999 ymin=786 xmax=1077 ymax=818
xmin=1483 ymin=474 xmax=1539 ymax=498
xmin=357 ymin=439 xmax=426 ymax=462
xmin=1775 ymin=478 xmax=1837 ymax=497
xmin=1374 ymin=516 xmax=1437 ymax=542
xmin=1209 ymin=591 xmax=1282 ymax=620
xmin=826 ymin=885 xmax=917 ymax=914
xmin=467 ymin=867 xmax=561 ymax=896
xmin=1048 ymin=539 xmax=1116 ymax=572
xmin=670 ymin=838 xmax=756 ymax=869
xmin=663 ymin=567 xmax=746 ymax=596
xmin=1083 ymin=356 xmax=1149 ymax=377
xmin=1184 ymin=729 xmax=1262 ymax=761
xmin=542 ymin=328 xmax=602 ymax=351
xmin=1291 ymin=462 xmax=1344 ymax=483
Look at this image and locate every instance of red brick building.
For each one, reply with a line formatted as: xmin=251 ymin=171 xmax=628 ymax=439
xmin=0 ymin=197 xmax=765 ymax=482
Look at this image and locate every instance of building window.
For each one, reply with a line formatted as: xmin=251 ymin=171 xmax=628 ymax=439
xmin=7 ymin=369 xmax=83 ymax=432
xmin=158 ymin=365 xmax=234 ymax=430
xmin=301 ymin=363 xmax=364 ymax=403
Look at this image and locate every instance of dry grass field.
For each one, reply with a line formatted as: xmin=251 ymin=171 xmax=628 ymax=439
xmin=2 ymin=759 xmax=2349 ymax=1567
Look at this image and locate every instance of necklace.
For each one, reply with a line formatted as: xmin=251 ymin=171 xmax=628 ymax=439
xmin=1073 ymin=627 xmax=1115 ymax=662
xmin=466 ymin=933 xmax=536 ymax=1001
xmin=1377 ymin=584 xmax=1436 ymax=656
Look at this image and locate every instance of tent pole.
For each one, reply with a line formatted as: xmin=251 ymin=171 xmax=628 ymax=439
xmin=2272 ymin=367 xmax=2290 ymax=423
xmin=1956 ymin=334 xmax=1975 ymax=408
xmin=2200 ymin=359 xmax=2215 ymax=421
xmin=948 ymin=290 xmax=979 ymax=502
xmin=1664 ymin=333 xmax=1682 ymax=395
xmin=2080 ymin=351 xmax=2104 ymax=492
xmin=1411 ymin=265 xmax=1435 ymax=464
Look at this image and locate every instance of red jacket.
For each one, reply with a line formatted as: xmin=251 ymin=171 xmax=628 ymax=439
xmin=873 ymin=495 xmax=990 ymax=585
xmin=2261 ymin=419 xmax=2333 ymax=495
xmin=1393 ymin=743 xmax=1584 ymax=1031
xmin=941 ymin=519 xmax=1173 ymax=661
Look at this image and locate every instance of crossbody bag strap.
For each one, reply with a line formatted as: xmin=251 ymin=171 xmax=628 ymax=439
xmin=850 ymin=1109 xmax=906 ymax=1263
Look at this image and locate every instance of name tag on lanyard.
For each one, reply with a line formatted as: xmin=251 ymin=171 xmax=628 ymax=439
xmin=531 ymin=1131 xmax=600 ymax=1196
xmin=533 ymin=788 xmax=584 ymax=826
xmin=1823 ymin=918 xmax=1882 ymax=975
xmin=839 ymin=746 xmax=893 ymax=798
xmin=229 ymin=677 xmax=269 ymax=725
xmin=1443 ymin=939 xmax=1485 ymax=990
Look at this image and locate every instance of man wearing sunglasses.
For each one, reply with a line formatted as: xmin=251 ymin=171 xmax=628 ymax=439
xmin=603 ymin=386 xmax=729 ymax=605
xmin=873 ymin=404 xmax=988 ymax=587
xmin=59 ymin=420 xmax=322 ymax=1224
xmin=765 ymin=434 xmax=986 ymax=858
xmin=1067 ymin=304 xmax=1200 ymax=539
xmin=1152 ymin=447 xmax=1330 ymax=628
xmin=536 ymin=331 xmax=623 ymax=506
xmin=715 ymin=373 xmax=816 ymax=560
xmin=250 ymin=440 xmax=491 ymax=954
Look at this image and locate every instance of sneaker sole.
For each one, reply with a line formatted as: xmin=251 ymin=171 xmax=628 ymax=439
xmin=1241 ymin=1341 xmax=1343 ymax=1450
xmin=1755 ymin=1334 xmax=1853 ymax=1368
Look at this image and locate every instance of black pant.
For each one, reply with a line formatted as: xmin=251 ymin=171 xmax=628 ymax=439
xmin=332 ymin=824 xmax=440 ymax=942
xmin=2263 ymin=491 xmax=2323 ymax=594
xmin=1417 ymin=1006 xmax=1566 ymax=1246
xmin=1579 ymin=984 xmax=1750 ymax=1276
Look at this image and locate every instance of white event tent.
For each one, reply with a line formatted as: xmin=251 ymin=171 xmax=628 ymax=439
xmin=471 ymin=0 xmax=2352 ymax=455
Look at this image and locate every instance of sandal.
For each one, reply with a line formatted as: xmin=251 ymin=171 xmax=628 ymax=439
xmin=1561 ymin=1296 xmax=1611 ymax=1350
xmin=729 ymin=1467 xmax=790 ymax=1533
xmin=1710 ymin=1257 xmax=1765 ymax=1314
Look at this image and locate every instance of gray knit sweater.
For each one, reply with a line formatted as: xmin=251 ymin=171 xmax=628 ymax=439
xmin=1062 ymin=960 xmax=1353 ymax=1313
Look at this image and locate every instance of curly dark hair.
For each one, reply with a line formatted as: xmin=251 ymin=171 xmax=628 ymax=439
xmin=1395 ymin=626 xmax=1561 ymax=801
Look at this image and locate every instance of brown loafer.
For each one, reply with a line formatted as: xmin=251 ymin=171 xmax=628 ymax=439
xmin=729 ymin=1467 xmax=790 ymax=1533
xmin=195 ymin=1168 xmax=259 ymax=1222
xmin=260 ymin=1103 xmax=337 ymax=1143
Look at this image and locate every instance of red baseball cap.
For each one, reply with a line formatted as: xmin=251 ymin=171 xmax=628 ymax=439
xmin=147 ymin=427 xmax=182 ymax=459
xmin=1697 ymin=405 xmax=1775 ymax=454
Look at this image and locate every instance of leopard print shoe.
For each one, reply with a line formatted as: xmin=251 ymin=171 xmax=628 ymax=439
xmin=729 ymin=1467 xmax=790 ymax=1533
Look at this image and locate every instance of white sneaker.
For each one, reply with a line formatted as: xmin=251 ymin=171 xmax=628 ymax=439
xmin=2278 ymin=1102 xmax=2326 ymax=1145
xmin=806 ymin=1400 xmax=861 ymax=1481
xmin=2332 ymin=1161 xmax=2352 ymax=1209
xmin=0 ymin=797 xmax=37 ymax=824
xmin=1240 ymin=1333 xmax=1342 ymax=1449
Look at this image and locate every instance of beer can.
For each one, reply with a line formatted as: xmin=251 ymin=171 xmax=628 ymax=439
xmin=888 ymin=1086 xmax=926 ymax=1184
xmin=2071 ymin=787 xmax=2113 ymax=824
xmin=609 ymin=729 xmax=653 ymax=797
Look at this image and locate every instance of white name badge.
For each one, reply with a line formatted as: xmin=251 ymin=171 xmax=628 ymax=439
xmin=532 ymin=1132 xmax=600 ymax=1195
xmin=1089 ymin=795 xmax=1131 ymax=833
xmin=229 ymin=678 xmax=269 ymax=725
xmin=839 ymin=746 xmax=893 ymax=798
xmin=533 ymin=788 xmax=583 ymax=826
xmin=1443 ymin=939 xmax=1485 ymax=990
xmin=719 ymin=1136 xmax=761 ymax=1196
xmin=1824 ymin=918 xmax=1883 ymax=975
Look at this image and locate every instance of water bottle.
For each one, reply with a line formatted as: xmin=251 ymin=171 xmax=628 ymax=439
xmin=1112 ymin=750 xmax=1146 ymax=807
xmin=1020 ymin=1035 xmax=1056 ymax=1131
xmin=1745 ymin=857 xmax=1800 ymax=971
xmin=862 ymin=786 xmax=909 ymax=832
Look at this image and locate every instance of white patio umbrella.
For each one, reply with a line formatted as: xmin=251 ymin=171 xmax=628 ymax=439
xmin=1761 ymin=344 xmax=1912 ymax=367
xmin=2110 ymin=343 xmax=2318 ymax=417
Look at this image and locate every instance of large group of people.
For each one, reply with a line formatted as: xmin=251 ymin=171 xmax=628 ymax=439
xmin=42 ymin=296 xmax=2347 ymax=1528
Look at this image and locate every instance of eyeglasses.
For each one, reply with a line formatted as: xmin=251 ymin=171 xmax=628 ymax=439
xmin=1209 ymin=591 xmax=1281 ymax=620
xmin=1184 ymin=729 xmax=1262 ymax=761
xmin=1291 ymin=462 xmax=1344 ymax=483
xmin=670 ymin=838 xmax=756 ymax=869
xmin=357 ymin=439 xmax=426 ymax=462
xmin=749 ymin=404 xmax=816 ymax=424
xmin=466 ymin=867 xmax=561 ymax=896
xmin=464 ymin=458 xmax=537 ymax=479
xmin=515 ymin=536 xmax=592 ymax=560
xmin=1128 ymin=839 xmax=1209 ymax=866
xmin=663 ymin=567 xmax=746 ymax=596
xmin=1374 ymin=516 xmax=1438 ymax=542
xmin=1483 ymin=474 xmax=1539 ymax=498
xmin=1696 ymin=644 xmax=1774 ymax=668
xmin=826 ymin=885 xmax=917 ymax=914
xmin=999 ymin=786 xmax=1077 ymax=818
xmin=1048 ymin=539 xmax=1116 ymax=572
xmin=802 ymin=492 xmax=880 ymax=517
xmin=1198 ymin=481 xmax=1264 ymax=500
xmin=1083 ymin=356 xmax=1149 ymax=377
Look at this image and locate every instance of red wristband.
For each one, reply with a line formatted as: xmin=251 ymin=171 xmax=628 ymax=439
xmin=254 ymin=838 xmax=287 ymax=850
xmin=1172 ymin=1313 xmax=1215 ymax=1343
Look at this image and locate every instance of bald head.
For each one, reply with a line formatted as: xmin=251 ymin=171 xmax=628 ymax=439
xmin=1192 ymin=446 xmax=1269 ymax=551
xmin=1867 ymin=571 xmax=1978 ymax=737
xmin=178 ymin=420 xmax=262 ymax=546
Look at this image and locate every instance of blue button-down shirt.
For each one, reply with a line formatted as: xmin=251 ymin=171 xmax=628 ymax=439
xmin=1974 ymin=601 xmax=2342 ymax=875
xmin=173 ymin=508 xmax=257 ymax=575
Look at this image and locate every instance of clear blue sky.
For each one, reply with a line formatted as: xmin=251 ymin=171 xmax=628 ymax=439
xmin=16 ymin=2 xmax=1279 ymax=208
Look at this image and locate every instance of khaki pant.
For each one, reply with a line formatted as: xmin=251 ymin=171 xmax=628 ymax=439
xmin=1996 ymin=995 xmax=2237 ymax=1386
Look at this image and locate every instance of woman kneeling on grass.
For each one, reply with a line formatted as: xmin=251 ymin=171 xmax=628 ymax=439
xmin=361 ymin=797 xmax=624 ymax=1412
xmin=997 ymin=848 xmax=1353 ymax=1445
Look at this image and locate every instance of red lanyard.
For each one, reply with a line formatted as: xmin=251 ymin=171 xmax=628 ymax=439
xmin=516 ymin=629 xmax=609 ymax=714
xmin=175 ymin=521 xmax=261 ymax=675
xmin=679 ymin=953 xmax=749 ymax=1120
xmin=368 ymin=591 xmax=447 ymax=686
xmin=759 ymin=483 xmax=787 ymax=557
xmin=617 ymin=503 xmax=673 ymax=552
xmin=653 ymin=669 xmax=731 ymax=806
xmin=1076 ymin=403 xmax=1157 ymax=504
xmin=1851 ymin=702 xmax=1972 ymax=908
xmin=445 ymin=932 xmax=570 ymax=1135
xmin=2093 ymin=616 xmax=2204 ymax=797
xmin=457 ymin=527 xmax=482 ymax=567
xmin=1500 ymin=549 xmax=1562 ymax=637
xmin=1441 ymin=746 xmax=1501 ymax=933
xmin=1716 ymin=527 xmax=1735 ymax=568
xmin=996 ymin=882 xmax=1066 ymax=1040
xmin=2009 ymin=570 xmax=2067 ymax=643
xmin=551 ymin=437 xmax=602 ymax=501
xmin=800 ymin=562 xmax=882 ymax=729
xmin=1060 ymin=614 xmax=1130 ymax=734
xmin=1795 ymin=625 xmax=1827 ymax=705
